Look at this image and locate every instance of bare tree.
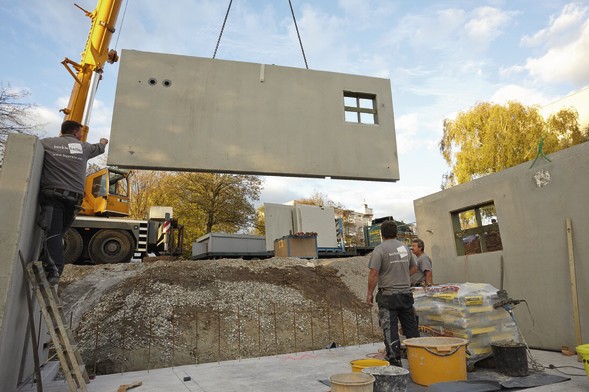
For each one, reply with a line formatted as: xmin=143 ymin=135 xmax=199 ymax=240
xmin=0 ymin=83 xmax=43 ymax=160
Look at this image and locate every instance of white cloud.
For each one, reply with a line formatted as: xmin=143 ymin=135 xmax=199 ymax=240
xmin=521 ymin=3 xmax=588 ymax=47
xmin=489 ymin=85 xmax=552 ymax=106
xmin=464 ymin=7 xmax=516 ymax=48
xmin=511 ymin=3 xmax=589 ymax=87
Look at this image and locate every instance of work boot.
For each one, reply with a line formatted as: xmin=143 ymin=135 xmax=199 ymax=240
xmin=387 ymin=357 xmax=403 ymax=367
xmin=46 ymin=272 xmax=60 ymax=286
xmin=42 ymin=261 xmax=60 ymax=286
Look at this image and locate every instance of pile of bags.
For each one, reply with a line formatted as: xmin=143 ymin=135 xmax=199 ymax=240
xmin=412 ymin=283 xmax=521 ymax=364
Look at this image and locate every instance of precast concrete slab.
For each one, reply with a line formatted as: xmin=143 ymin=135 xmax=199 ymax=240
xmin=108 ymin=50 xmax=399 ymax=181
xmin=0 ymin=134 xmax=47 ymax=392
xmin=17 ymin=344 xmax=588 ymax=392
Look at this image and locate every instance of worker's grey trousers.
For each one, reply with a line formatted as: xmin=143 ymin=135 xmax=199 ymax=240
xmin=377 ymin=291 xmax=420 ymax=362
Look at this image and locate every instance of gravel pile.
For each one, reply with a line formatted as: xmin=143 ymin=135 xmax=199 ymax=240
xmin=59 ymin=256 xmax=379 ymax=374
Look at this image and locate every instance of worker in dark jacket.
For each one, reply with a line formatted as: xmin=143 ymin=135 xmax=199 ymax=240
xmin=39 ymin=120 xmax=108 ymax=284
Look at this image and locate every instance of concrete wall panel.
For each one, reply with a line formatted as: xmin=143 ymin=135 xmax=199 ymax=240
xmin=0 ymin=134 xmax=46 ymax=391
xmin=264 ymin=203 xmax=294 ymax=252
xmin=108 ymin=50 xmax=399 ymax=181
xmin=414 ymin=142 xmax=589 ymax=350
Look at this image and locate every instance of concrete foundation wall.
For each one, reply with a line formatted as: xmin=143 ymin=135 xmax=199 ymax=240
xmin=108 ymin=50 xmax=399 ymax=181
xmin=414 ymin=142 xmax=589 ymax=350
xmin=0 ymin=134 xmax=47 ymax=391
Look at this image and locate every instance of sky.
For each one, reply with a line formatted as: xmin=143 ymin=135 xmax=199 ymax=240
xmin=2 ymin=0 xmax=588 ymax=223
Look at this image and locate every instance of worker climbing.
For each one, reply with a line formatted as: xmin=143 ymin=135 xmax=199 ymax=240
xmin=38 ymin=120 xmax=108 ymax=284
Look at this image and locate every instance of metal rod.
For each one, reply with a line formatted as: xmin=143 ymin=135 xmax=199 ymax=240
xmin=326 ymin=306 xmax=331 ymax=343
xmin=355 ymin=311 xmax=360 ymax=346
xmin=147 ymin=311 xmax=152 ymax=373
xmin=293 ymin=304 xmax=297 ymax=353
xmin=93 ymin=321 xmax=99 ymax=376
xmin=340 ymin=302 xmax=345 ymax=347
xmin=237 ymin=304 xmax=241 ymax=360
xmin=310 ymin=305 xmax=314 ymax=352
xmin=194 ymin=308 xmax=198 ymax=365
xmin=217 ymin=305 xmax=221 ymax=363
xmin=273 ymin=302 xmax=278 ymax=355
xmin=257 ymin=303 xmax=261 ymax=358
xmin=171 ymin=309 xmax=175 ymax=368
xmin=121 ymin=306 xmax=126 ymax=374
xmin=369 ymin=308 xmax=375 ymax=343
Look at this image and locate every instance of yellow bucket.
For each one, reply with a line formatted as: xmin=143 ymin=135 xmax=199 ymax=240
xmin=403 ymin=337 xmax=468 ymax=386
xmin=577 ymin=343 xmax=589 ymax=381
xmin=350 ymin=358 xmax=389 ymax=372
xmin=329 ymin=373 xmax=375 ymax=392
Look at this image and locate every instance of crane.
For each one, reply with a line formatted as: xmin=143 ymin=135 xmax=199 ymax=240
xmin=61 ymin=0 xmax=183 ymax=264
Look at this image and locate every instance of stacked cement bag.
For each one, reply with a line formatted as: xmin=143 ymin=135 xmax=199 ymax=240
xmin=412 ymin=283 xmax=520 ymax=364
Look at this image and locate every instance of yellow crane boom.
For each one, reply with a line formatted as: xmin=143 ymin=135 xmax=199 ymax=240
xmin=60 ymin=0 xmax=123 ymax=142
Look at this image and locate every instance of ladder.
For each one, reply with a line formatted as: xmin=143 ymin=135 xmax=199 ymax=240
xmin=24 ymin=261 xmax=90 ymax=392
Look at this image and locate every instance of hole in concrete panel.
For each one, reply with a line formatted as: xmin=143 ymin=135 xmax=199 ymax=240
xmin=148 ymin=78 xmax=157 ymax=86
xmin=163 ymin=79 xmax=172 ymax=87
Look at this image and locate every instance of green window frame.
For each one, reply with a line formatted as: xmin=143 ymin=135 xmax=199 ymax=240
xmin=451 ymin=202 xmax=503 ymax=256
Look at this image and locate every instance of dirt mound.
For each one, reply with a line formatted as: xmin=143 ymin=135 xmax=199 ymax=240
xmin=59 ymin=256 xmax=379 ymax=375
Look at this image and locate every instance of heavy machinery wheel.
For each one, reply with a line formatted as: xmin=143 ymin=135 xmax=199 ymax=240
xmin=63 ymin=228 xmax=83 ymax=264
xmin=88 ymin=229 xmax=134 ymax=264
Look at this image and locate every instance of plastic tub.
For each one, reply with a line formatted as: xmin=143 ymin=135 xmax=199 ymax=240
xmin=577 ymin=343 xmax=589 ymax=381
xmin=403 ymin=337 xmax=468 ymax=386
xmin=362 ymin=365 xmax=409 ymax=392
xmin=350 ymin=358 xmax=389 ymax=373
xmin=329 ymin=373 xmax=375 ymax=392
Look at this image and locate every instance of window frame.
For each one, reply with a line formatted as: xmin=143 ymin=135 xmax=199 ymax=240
xmin=343 ymin=91 xmax=379 ymax=125
xmin=451 ymin=201 xmax=502 ymax=256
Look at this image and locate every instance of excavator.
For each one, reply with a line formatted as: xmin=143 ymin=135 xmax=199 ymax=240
xmin=60 ymin=0 xmax=183 ymax=264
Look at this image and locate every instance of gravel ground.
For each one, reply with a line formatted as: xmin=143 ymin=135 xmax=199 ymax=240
xmin=58 ymin=256 xmax=380 ymax=375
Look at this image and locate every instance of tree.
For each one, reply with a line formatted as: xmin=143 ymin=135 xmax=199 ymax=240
xmin=163 ymin=172 xmax=262 ymax=243
xmin=0 ymin=83 xmax=42 ymax=160
xmin=440 ymin=101 xmax=589 ymax=186
xmin=252 ymin=205 xmax=266 ymax=236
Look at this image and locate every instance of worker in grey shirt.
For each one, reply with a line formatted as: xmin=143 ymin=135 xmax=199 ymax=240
xmin=39 ymin=120 xmax=108 ymax=284
xmin=410 ymin=238 xmax=433 ymax=286
xmin=366 ymin=221 xmax=420 ymax=366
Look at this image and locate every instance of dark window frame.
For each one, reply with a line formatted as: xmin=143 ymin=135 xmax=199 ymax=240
xmin=451 ymin=201 xmax=502 ymax=256
xmin=343 ymin=91 xmax=378 ymax=125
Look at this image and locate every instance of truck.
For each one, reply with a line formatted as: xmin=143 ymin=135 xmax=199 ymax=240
xmin=60 ymin=0 xmax=183 ymax=264
xmin=353 ymin=216 xmax=417 ymax=255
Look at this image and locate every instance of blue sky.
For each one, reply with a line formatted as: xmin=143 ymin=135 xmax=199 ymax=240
xmin=2 ymin=0 xmax=588 ymax=223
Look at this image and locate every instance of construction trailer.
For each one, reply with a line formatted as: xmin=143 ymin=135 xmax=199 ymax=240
xmin=191 ymin=233 xmax=269 ymax=260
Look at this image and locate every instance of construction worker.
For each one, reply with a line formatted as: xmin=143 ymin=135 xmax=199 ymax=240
xmin=410 ymin=238 xmax=433 ymax=286
xmin=366 ymin=221 xmax=420 ymax=367
xmin=38 ymin=120 xmax=108 ymax=284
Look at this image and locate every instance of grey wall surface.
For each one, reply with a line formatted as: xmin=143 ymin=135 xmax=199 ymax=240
xmin=264 ymin=203 xmax=295 ymax=252
xmin=414 ymin=142 xmax=589 ymax=350
xmin=0 ymin=134 xmax=46 ymax=391
xmin=108 ymin=50 xmax=399 ymax=181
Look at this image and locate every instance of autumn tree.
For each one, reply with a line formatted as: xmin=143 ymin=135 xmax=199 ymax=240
xmin=252 ymin=205 xmax=265 ymax=236
xmin=0 ymin=83 xmax=42 ymax=160
xmin=128 ymin=170 xmax=173 ymax=219
xmin=440 ymin=101 xmax=588 ymax=187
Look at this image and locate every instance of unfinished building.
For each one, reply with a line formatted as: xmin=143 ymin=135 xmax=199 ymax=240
xmin=414 ymin=141 xmax=589 ymax=351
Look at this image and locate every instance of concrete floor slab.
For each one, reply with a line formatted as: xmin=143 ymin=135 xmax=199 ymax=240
xmin=17 ymin=344 xmax=588 ymax=392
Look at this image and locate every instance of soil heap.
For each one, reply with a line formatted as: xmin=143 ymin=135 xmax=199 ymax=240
xmin=58 ymin=256 xmax=379 ymax=375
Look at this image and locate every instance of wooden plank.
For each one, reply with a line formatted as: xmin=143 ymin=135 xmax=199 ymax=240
xmin=565 ymin=218 xmax=583 ymax=361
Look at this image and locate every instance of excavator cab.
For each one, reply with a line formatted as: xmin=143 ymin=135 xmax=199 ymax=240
xmin=82 ymin=167 xmax=130 ymax=217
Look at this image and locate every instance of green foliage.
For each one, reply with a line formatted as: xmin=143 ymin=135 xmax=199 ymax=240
xmin=440 ymin=101 xmax=589 ymax=186
xmin=128 ymin=171 xmax=263 ymax=254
